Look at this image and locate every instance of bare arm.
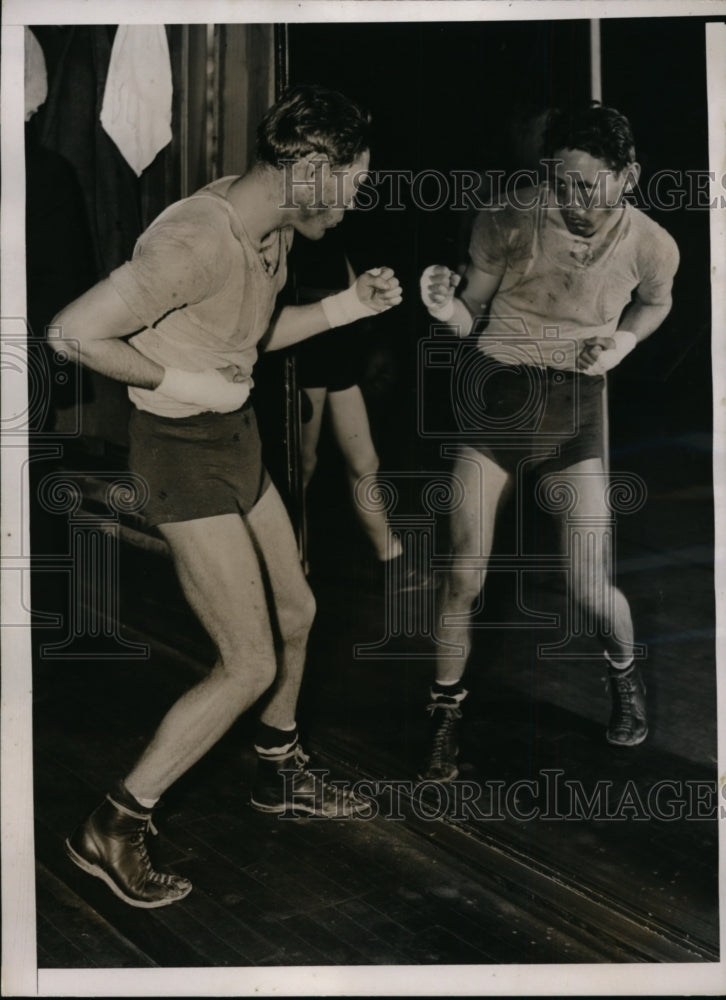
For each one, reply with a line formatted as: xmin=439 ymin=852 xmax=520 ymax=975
xmin=420 ymin=261 xmax=503 ymax=337
xmin=577 ymin=288 xmax=674 ymax=372
xmin=617 ymin=288 xmax=673 ymax=342
xmin=49 ymin=279 xmax=164 ymax=388
xmin=460 ymin=262 xmax=504 ymax=325
xmin=263 ymin=266 xmax=403 ymax=352
xmin=260 ymin=300 xmax=332 ymax=353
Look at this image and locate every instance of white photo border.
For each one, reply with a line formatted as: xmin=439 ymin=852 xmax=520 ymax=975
xmin=2 ymin=1 xmax=725 ymax=996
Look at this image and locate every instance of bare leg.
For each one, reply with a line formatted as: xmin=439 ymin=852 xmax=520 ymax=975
xmin=124 ymin=485 xmax=315 ymax=801
xmin=327 ymin=384 xmax=402 ymax=561
xmin=68 ymin=488 xmax=317 ymax=904
xmin=245 ymin=485 xmax=317 ymax=730
xmin=242 ymin=487 xmax=369 ymax=817
xmin=123 ymin=512 xmax=276 ymax=801
xmin=548 ymin=458 xmax=634 ymax=662
xmin=546 ymin=458 xmax=646 ymax=745
xmin=299 ymin=386 xmax=328 ymax=491
xmin=435 ymin=447 xmax=512 ymax=683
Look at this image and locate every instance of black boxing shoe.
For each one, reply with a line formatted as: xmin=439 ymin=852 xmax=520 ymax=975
xmin=250 ymin=742 xmax=373 ymax=817
xmin=606 ymin=663 xmax=648 ymax=747
xmin=417 ymin=688 xmax=468 ymax=783
xmin=65 ymin=790 xmax=192 ymax=908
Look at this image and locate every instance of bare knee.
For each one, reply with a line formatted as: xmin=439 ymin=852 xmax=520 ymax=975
xmin=570 ymin=570 xmax=617 ymax=617
xmin=443 ymin=568 xmax=485 ymax=611
xmin=301 ymin=447 xmax=318 ymax=488
xmin=277 ymin=583 xmax=316 ymax=644
xmin=210 ymin=657 xmax=276 ymax=706
xmin=346 ymin=451 xmax=379 ymax=483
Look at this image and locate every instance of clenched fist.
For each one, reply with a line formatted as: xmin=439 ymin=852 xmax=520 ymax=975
xmin=420 ymin=264 xmax=461 ymax=319
xmin=356 ymin=267 xmax=403 ymax=312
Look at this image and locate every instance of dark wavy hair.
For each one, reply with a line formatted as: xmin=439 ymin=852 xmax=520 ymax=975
xmin=544 ymin=103 xmax=636 ymax=173
xmin=256 ymin=84 xmax=372 ymax=169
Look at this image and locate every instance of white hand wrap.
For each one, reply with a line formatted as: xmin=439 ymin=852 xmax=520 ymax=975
xmin=157 ymin=367 xmax=250 ymax=413
xmin=584 ymin=330 xmax=638 ymax=376
xmin=420 ymin=264 xmax=456 ymax=320
xmin=321 ymin=283 xmax=378 ymax=329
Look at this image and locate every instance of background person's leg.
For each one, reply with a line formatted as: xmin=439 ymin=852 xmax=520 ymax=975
xmin=299 ymin=386 xmax=328 ymax=491
xmin=327 ymin=384 xmax=402 ymax=562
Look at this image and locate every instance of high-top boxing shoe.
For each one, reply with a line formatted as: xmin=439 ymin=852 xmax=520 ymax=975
xmin=606 ymin=662 xmax=648 ymax=746
xmin=250 ymin=741 xmax=372 ymax=817
xmin=65 ymin=787 xmax=192 ymax=908
xmin=418 ymin=687 xmax=468 ymax=782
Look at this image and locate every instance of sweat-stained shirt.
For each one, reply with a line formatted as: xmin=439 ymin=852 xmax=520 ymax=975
xmin=468 ymin=183 xmax=680 ymax=371
xmin=108 ymin=176 xmax=294 ymax=417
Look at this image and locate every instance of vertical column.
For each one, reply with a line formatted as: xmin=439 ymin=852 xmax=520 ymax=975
xmin=37 ymin=473 xmax=150 ymax=660
xmin=353 ymin=472 xmax=459 ymax=660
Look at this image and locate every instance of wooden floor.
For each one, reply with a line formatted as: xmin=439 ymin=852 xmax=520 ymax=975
xmin=30 ymin=429 xmax=720 ymax=968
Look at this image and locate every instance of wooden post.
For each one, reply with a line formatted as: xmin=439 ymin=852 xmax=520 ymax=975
xmin=590 ymin=19 xmax=610 ymax=478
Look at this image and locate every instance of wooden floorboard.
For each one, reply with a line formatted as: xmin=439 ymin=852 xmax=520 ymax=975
xmin=30 ymin=437 xmax=720 ymax=968
xmin=35 ymin=865 xmax=157 ymax=969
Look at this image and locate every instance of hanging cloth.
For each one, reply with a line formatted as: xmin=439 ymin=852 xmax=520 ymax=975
xmin=25 ymin=27 xmax=48 ymax=121
xmin=100 ymin=25 xmax=172 ymax=177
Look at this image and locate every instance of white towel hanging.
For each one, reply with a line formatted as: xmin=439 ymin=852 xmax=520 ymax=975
xmin=100 ymin=25 xmax=173 ymax=177
xmin=25 ymin=27 xmax=48 ymax=121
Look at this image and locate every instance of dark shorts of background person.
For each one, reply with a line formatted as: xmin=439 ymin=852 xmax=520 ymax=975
xmin=465 ymin=362 xmax=605 ymax=477
xmin=128 ymin=401 xmax=271 ymax=526
xmin=296 ymin=319 xmax=366 ymax=394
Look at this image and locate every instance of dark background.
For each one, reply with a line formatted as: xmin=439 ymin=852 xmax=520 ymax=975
xmin=287 ymin=17 xmax=712 ymax=474
xmin=27 ymin=18 xmax=713 ymax=485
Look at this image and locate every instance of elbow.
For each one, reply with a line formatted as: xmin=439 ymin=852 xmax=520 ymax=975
xmin=47 ymin=310 xmax=68 ymax=351
xmin=46 ymin=308 xmax=83 ymax=364
xmin=654 ymin=297 xmax=673 ymax=329
xmin=663 ymin=296 xmax=673 ymax=317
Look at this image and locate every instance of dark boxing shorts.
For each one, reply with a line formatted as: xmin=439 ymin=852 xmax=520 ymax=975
xmin=296 ymin=321 xmax=364 ymax=394
xmin=128 ymin=401 xmax=271 ymax=526
xmin=465 ymin=361 xmax=605 ymax=477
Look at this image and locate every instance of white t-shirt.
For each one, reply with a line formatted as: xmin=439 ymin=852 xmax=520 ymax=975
xmin=468 ymin=184 xmax=680 ymax=370
xmin=109 ymin=176 xmax=293 ymax=417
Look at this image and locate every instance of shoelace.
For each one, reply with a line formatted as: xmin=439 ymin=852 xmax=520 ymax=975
xmin=289 ymin=744 xmax=312 ymax=770
xmin=426 ymin=701 xmax=462 ymax=719
xmin=127 ymin=818 xmax=182 ymax=887
xmin=285 ymin=744 xmax=365 ymax=807
xmin=426 ymin=704 xmax=462 ymax=760
xmin=607 ymin=673 xmax=638 ymax=733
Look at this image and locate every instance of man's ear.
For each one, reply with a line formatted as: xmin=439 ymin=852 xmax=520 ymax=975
xmin=621 ymin=161 xmax=641 ymax=192
xmin=300 ymin=152 xmax=330 ymax=181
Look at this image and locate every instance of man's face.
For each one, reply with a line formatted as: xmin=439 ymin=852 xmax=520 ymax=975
xmin=551 ymin=148 xmax=635 ymax=238
xmin=289 ymin=150 xmax=371 ymax=239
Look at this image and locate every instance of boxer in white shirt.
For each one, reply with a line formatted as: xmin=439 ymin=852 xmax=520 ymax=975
xmin=52 ymin=85 xmax=402 ymax=907
xmin=419 ymin=103 xmax=679 ymax=781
